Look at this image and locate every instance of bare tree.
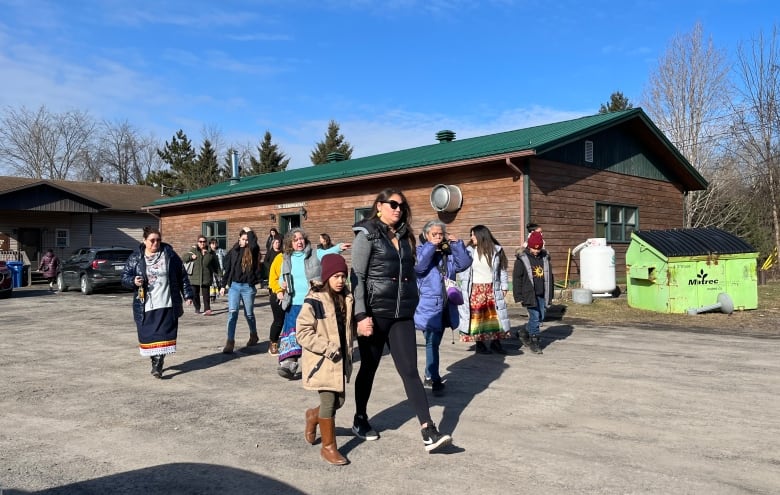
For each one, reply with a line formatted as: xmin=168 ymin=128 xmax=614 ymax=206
xmin=97 ymin=119 xmax=141 ymax=184
xmin=0 ymin=105 xmax=94 ymax=179
xmin=731 ymin=25 xmax=780 ymax=261
xmin=135 ymin=133 xmax=166 ymax=184
xmin=642 ymin=22 xmax=735 ymax=228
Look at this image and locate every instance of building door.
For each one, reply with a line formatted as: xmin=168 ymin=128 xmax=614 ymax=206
xmin=18 ymin=228 xmax=41 ymax=264
xmin=279 ymin=214 xmax=302 ymax=237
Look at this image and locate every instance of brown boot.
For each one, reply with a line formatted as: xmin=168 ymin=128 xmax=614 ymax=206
xmin=305 ymin=406 xmax=320 ymax=444
xmin=246 ymin=333 xmax=260 ymax=346
xmin=222 ymin=339 xmax=235 ymax=354
xmin=318 ymin=417 xmax=348 ymax=465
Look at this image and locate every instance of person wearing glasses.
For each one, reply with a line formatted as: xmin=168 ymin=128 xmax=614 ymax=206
xmin=349 ymin=188 xmax=452 ymax=453
xmin=182 ymin=236 xmax=221 ymax=316
xmin=121 ymin=226 xmax=193 ymax=378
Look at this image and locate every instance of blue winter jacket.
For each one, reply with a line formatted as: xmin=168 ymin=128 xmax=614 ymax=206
xmin=413 ymin=239 xmax=472 ymax=333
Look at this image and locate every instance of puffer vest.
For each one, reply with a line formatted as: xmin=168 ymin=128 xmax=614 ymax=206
xmin=353 ymin=219 xmax=418 ymax=319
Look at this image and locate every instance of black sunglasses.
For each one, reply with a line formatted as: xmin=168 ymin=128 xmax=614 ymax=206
xmin=381 ymin=200 xmax=405 ymax=210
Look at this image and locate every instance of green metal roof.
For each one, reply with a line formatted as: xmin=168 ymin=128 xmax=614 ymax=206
xmin=150 ymin=108 xmax=705 ymax=207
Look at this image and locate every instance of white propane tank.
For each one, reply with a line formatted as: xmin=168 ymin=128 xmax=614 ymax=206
xmin=575 ymin=238 xmax=616 ymax=294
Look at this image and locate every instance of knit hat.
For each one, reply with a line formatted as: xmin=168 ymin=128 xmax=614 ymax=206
xmin=527 ymin=231 xmax=544 ymax=250
xmin=320 ymin=254 xmax=348 ymax=282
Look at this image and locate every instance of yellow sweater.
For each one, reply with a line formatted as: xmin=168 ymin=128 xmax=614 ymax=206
xmin=268 ymin=254 xmax=284 ymax=294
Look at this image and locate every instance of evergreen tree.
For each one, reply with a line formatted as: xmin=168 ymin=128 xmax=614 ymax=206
xmin=142 ymin=169 xmax=180 ymax=196
xmin=157 ymin=129 xmax=197 ymax=192
xmin=599 ymin=91 xmax=634 ymax=113
xmin=249 ymin=131 xmax=290 ymax=174
xmin=310 ymin=120 xmax=353 ymax=165
xmin=194 ymin=139 xmax=221 ymax=188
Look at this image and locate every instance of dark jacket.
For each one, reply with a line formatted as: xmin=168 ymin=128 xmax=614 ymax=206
xmin=350 ymin=218 xmax=418 ymax=320
xmin=181 ymin=246 xmax=220 ymax=286
xmin=121 ymin=243 xmax=194 ymax=325
xmin=221 ymin=230 xmax=262 ymax=287
xmin=512 ymin=248 xmax=554 ymax=309
xmin=38 ymin=252 xmax=60 ymax=278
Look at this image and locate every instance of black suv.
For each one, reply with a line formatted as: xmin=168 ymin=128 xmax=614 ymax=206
xmin=57 ymin=247 xmax=134 ymax=295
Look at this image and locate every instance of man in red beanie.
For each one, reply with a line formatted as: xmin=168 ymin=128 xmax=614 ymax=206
xmin=512 ymin=230 xmax=554 ymax=354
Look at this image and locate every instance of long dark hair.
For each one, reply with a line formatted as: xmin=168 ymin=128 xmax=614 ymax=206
xmin=313 ymin=278 xmax=347 ymax=320
xmin=366 ymin=188 xmax=415 ymax=249
xmin=238 ymin=230 xmax=253 ymax=273
xmin=469 ymin=225 xmax=508 ymax=270
xmin=319 ymin=233 xmax=333 ymax=249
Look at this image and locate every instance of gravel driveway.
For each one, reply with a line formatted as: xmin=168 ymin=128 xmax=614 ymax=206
xmin=1 ymin=287 xmax=778 ymax=494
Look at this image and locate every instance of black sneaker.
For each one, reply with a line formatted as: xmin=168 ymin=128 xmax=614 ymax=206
xmin=529 ymin=335 xmax=543 ymax=354
xmin=431 ymin=380 xmax=445 ymax=396
xmin=352 ymin=414 xmax=379 ymax=441
xmin=519 ymin=327 xmax=531 ymax=347
xmin=421 ymin=423 xmax=452 ymax=452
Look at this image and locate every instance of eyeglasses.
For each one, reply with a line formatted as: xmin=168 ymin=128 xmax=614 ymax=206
xmin=197 ymin=240 xmax=207 ymax=243
xmin=147 ymin=238 xmax=161 ymax=243
xmin=381 ymin=200 xmax=405 ymax=210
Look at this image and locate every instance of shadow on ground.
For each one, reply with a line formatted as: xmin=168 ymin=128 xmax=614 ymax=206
xmin=5 ymin=462 xmax=305 ymax=495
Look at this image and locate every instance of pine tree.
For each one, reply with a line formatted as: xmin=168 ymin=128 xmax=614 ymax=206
xmin=157 ymin=129 xmax=197 ymax=192
xmin=194 ymin=139 xmax=221 ymax=188
xmin=249 ymin=131 xmax=290 ymax=174
xmin=310 ymin=120 xmax=353 ymax=165
xmin=599 ymin=91 xmax=634 ymax=114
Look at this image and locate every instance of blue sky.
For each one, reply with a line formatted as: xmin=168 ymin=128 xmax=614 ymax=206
xmin=0 ymin=0 xmax=776 ymax=171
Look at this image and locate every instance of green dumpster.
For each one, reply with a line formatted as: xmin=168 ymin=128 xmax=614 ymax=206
xmin=625 ymin=228 xmax=758 ymax=314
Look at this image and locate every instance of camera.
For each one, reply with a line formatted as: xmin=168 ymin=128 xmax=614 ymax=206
xmin=440 ymin=241 xmax=451 ymax=254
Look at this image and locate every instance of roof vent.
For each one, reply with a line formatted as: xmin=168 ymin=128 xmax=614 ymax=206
xmin=327 ymin=151 xmax=345 ymax=163
xmin=435 ymin=130 xmax=456 ymax=143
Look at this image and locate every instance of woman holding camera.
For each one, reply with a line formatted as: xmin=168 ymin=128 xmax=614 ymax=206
xmin=414 ymin=220 xmax=471 ymax=395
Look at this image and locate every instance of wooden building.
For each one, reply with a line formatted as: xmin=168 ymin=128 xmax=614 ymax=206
xmin=147 ymin=108 xmax=707 ymax=286
xmin=0 ymin=177 xmax=161 ymax=274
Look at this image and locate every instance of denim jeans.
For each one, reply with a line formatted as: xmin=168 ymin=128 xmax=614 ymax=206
xmin=226 ymin=282 xmax=257 ymax=340
xmin=526 ymin=296 xmax=546 ymax=336
xmin=423 ymin=329 xmax=444 ymax=383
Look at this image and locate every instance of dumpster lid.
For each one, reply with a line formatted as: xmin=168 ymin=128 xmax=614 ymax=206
xmin=632 ymin=228 xmax=755 ymax=257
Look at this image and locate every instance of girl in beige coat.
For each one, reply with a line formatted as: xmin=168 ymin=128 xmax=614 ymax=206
xmin=296 ymin=254 xmax=355 ymax=465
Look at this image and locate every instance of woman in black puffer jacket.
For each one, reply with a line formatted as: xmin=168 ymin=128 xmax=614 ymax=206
xmin=349 ymin=188 xmax=452 ymax=453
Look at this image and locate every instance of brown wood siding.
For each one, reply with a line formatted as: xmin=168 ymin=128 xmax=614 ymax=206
xmin=160 ymin=162 xmax=525 ymax=262
xmin=529 ymin=158 xmax=684 ymax=284
xmin=159 ymin=157 xmax=688 ymax=286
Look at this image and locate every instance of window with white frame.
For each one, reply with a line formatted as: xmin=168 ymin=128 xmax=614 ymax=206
xmin=595 ymin=203 xmax=637 ymax=243
xmin=55 ymin=229 xmax=69 ymax=248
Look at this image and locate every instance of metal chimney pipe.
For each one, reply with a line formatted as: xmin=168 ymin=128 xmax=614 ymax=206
xmin=230 ymin=150 xmax=240 ymax=185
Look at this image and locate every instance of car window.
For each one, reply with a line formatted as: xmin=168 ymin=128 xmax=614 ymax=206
xmin=96 ymin=250 xmax=133 ymax=262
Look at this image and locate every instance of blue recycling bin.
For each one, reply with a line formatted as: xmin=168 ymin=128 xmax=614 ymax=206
xmin=6 ymin=261 xmax=24 ymax=288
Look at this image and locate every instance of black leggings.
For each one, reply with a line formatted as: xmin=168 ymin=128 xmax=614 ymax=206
xmin=354 ymin=317 xmax=432 ymax=426
xmin=268 ymin=292 xmax=285 ymax=342
xmin=192 ymin=285 xmax=211 ymax=312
